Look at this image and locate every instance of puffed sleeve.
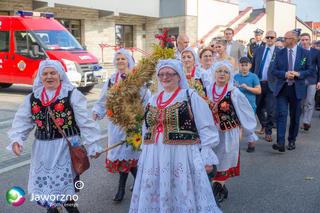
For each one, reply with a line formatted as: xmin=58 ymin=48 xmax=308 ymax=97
xmin=71 ymin=89 xmax=103 ymax=156
xmin=92 ymin=78 xmax=110 ymax=119
xmin=7 ymin=94 xmax=35 ymax=153
xmin=190 ymin=90 xmax=220 ymax=165
xmin=232 ymin=88 xmax=257 ymax=133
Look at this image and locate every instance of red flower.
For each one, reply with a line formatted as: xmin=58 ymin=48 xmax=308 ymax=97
xmin=32 ymin=104 xmax=41 ymax=114
xmin=35 ymin=119 xmax=43 ymax=127
xmin=55 ymin=118 xmax=64 ymax=126
xmin=220 ymin=101 xmax=230 ymax=112
xmin=54 ymin=103 xmax=65 ymax=112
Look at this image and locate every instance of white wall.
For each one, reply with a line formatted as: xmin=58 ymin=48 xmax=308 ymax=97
xmin=266 ymin=0 xmax=296 ymax=37
xmin=197 ymin=0 xmax=239 ymax=39
xmin=36 ymin=0 xmax=160 ymax=17
xmin=296 ymin=20 xmax=313 ymax=36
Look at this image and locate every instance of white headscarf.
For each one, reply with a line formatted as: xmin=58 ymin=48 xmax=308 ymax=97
xmin=33 ymin=59 xmax=74 ymax=98
xmin=209 ymin=60 xmax=235 ymax=92
xmin=113 ymin=48 xmax=135 ymax=70
xmin=181 ymin=47 xmax=200 ymax=65
xmin=156 ymin=59 xmax=189 ymax=92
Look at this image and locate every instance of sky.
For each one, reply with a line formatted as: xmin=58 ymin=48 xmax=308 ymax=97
xmin=239 ymin=0 xmax=320 ymax=21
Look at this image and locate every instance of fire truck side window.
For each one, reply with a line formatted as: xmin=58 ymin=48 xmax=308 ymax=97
xmin=14 ymin=31 xmax=39 ymax=57
xmin=0 ymin=31 xmax=9 ymax=52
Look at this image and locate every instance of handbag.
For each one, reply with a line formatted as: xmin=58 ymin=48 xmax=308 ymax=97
xmin=47 ymin=106 xmax=90 ymax=175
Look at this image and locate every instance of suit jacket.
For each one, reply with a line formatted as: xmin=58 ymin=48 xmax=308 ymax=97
xmin=306 ymin=48 xmax=320 ymax=85
xmin=248 ymin=41 xmax=266 ymax=60
xmin=229 ymin=41 xmax=245 ymax=61
xmin=251 ymin=45 xmax=280 ymax=92
xmin=272 ymin=46 xmax=313 ymax=99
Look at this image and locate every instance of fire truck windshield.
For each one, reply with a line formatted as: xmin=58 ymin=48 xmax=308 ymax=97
xmin=32 ymin=30 xmax=83 ymax=51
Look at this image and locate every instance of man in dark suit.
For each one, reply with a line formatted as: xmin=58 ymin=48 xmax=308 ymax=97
xmin=248 ymin=28 xmax=266 ymax=61
xmin=251 ymin=30 xmax=280 ymax=142
xmin=300 ymin=33 xmax=320 ymax=130
xmin=272 ymin=30 xmax=313 ymax=152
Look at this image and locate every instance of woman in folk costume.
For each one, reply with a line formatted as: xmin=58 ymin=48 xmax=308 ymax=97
xmin=7 ymin=60 xmax=102 ymax=213
xmin=181 ymin=47 xmax=207 ymax=99
xmin=206 ymin=61 xmax=257 ymax=204
xmin=92 ymin=48 xmax=150 ymax=202
xmin=129 ymin=59 xmax=222 ymax=213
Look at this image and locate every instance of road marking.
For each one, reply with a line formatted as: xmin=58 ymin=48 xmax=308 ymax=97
xmin=0 ymin=134 xmax=108 ymax=175
xmin=0 ymin=159 xmax=31 ymax=175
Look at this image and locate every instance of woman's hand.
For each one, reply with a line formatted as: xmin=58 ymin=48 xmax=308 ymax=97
xmin=90 ymin=152 xmax=101 ymax=159
xmin=92 ymin=112 xmax=99 ymax=121
xmin=205 ymin=164 xmax=217 ymax=178
xmin=12 ymin=142 xmax=22 ymax=156
xmin=205 ymin=165 xmax=214 ymax=173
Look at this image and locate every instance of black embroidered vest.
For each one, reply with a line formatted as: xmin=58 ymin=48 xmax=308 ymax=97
xmin=144 ymin=101 xmax=199 ymax=145
xmin=210 ymin=91 xmax=240 ymax=131
xmin=30 ymin=90 xmax=80 ymax=140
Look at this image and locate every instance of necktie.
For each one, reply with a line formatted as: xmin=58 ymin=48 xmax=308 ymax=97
xmin=288 ymin=49 xmax=293 ymax=70
xmin=258 ymin=47 xmax=270 ymax=79
xmin=287 ymin=49 xmax=294 ymax=85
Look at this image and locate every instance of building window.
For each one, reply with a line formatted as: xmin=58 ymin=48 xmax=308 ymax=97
xmin=159 ymin=27 xmax=179 ymax=39
xmin=57 ymin=19 xmax=82 ymax=43
xmin=115 ymin=25 xmax=133 ymax=48
xmin=14 ymin=31 xmax=41 ymax=58
xmin=0 ymin=11 xmax=10 ymax=16
xmin=0 ymin=31 xmax=9 ymax=52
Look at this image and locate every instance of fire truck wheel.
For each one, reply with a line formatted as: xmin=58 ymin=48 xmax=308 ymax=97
xmin=78 ymin=85 xmax=95 ymax=94
xmin=0 ymin=83 xmax=13 ymax=88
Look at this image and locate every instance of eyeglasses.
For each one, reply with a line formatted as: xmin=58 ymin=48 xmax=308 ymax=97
xmin=216 ymin=70 xmax=230 ymax=75
xmin=158 ymin=72 xmax=178 ymax=78
xmin=265 ymin=36 xmax=275 ymax=40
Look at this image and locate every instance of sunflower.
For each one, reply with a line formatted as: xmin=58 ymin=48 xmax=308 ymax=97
xmin=126 ymin=131 xmax=142 ymax=151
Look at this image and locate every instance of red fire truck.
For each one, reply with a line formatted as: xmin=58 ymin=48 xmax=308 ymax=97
xmin=0 ymin=10 xmax=104 ymax=91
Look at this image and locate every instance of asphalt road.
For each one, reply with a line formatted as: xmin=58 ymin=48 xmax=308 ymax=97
xmin=1 ymin=85 xmax=320 ymax=213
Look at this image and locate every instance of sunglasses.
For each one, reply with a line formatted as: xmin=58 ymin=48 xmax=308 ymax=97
xmin=265 ymin=36 xmax=275 ymax=40
xmin=158 ymin=72 xmax=178 ymax=78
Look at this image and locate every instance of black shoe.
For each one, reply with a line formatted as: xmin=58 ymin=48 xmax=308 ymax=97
xmin=113 ymin=172 xmax=128 ymax=202
xmin=212 ymin=182 xmax=223 ymax=204
xmin=47 ymin=208 xmax=59 ymax=213
xmin=64 ymin=200 xmax=80 ymax=213
xmin=220 ymin=185 xmax=228 ymax=200
xmin=246 ymin=146 xmax=255 ymax=153
xmin=287 ymin=143 xmax=296 ymax=150
xmin=272 ymin=144 xmax=285 ymax=152
xmin=303 ymin=123 xmax=311 ymax=131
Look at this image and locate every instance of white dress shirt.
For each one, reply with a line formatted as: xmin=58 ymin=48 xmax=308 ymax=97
xmin=261 ymin=45 xmax=275 ymax=81
xmin=226 ymin=41 xmax=233 ymax=56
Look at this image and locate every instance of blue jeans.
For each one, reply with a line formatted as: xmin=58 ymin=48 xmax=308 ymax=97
xmin=276 ymin=83 xmax=302 ymax=145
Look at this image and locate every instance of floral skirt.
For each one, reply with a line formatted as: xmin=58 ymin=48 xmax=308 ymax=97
xmin=211 ymin=153 xmax=240 ymax=181
xmin=105 ymin=159 xmax=138 ymax=173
